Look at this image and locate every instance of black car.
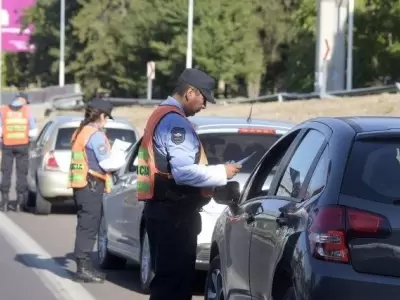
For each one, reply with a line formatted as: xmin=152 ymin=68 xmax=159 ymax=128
xmin=206 ymin=116 xmax=400 ymax=300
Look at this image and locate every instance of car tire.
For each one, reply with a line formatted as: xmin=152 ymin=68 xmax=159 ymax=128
xmin=97 ymin=213 xmax=127 ymax=269
xmin=35 ymin=190 xmax=52 ymax=215
xmin=282 ymin=286 xmax=296 ymax=300
xmin=205 ymin=255 xmax=224 ymax=300
xmin=140 ymin=228 xmax=154 ymax=294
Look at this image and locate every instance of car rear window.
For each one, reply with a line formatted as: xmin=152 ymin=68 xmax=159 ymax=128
xmin=199 ymin=132 xmax=281 ymax=173
xmin=341 ymin=140 xmax=400 ymax=204
xmin=55 ymin=127 xmax=137 ymax=150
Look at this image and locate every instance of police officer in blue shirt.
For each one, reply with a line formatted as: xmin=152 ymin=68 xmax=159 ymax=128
xmin=141 ymin=68 xmax=241 ymax=300
xmin=69 ymin=98 xmax=126 ymax=283
xmin=0 ymin=93 xmax=38 ymax=212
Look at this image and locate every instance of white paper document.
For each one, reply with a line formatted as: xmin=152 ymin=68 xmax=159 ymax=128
xmin=111 ymin=139 xmax=132 ymax=154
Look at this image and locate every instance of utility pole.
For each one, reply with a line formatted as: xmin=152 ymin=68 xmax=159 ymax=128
xmin=185 ymin=0 xmax=193 ymax=68
xmin=346 ymin=0 xmax=354 ymax=90
xmin=59 ymin=0 xmax=65 ymax=86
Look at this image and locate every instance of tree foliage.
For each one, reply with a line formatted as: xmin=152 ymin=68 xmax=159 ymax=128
xmin=3 ymin=0 xmax=400 ymax=98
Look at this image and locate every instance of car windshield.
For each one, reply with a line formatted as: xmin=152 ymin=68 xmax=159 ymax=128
xmin=198 ymin=132 xmax=281 ymax=173
xmin=341 ymin=139 xmax=400 ymax=204
xmin=55 ymin=127 xmax=137 ymax=150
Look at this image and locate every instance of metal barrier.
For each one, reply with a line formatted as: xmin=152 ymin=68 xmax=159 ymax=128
xmin=225 ymin=82 xmax=400 ymax=104
xmin=0 ymin=84 xmax=82 ymax=106
xmin=44 ymin=82 xmax=400 ymax=112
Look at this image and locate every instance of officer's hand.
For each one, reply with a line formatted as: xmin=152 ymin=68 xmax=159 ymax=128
xmin=224 ymin=163 xmax=242 ymax=179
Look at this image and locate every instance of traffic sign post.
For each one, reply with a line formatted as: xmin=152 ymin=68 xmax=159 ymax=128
xmin=146 ymin=61 xmax=155 ymax=100
xmin=314 ymin=0 xmax=347 ymax=94
xmin=320 ymin=39 xmax=331 ymax=96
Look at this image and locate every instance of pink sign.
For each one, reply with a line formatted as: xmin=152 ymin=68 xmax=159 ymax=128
xmin=1 ymin=0 xmax=36 ymax=52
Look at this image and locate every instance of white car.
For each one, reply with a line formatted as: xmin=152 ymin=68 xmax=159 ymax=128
xmin=26 ymin=115 xmax=139 ymax=214
xmin=97 ymin=116 xmax=293 ymax=292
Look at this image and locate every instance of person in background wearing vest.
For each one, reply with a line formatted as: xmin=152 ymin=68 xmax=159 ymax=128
xmin=68 ymin=98 xmax=127 ymax=283
xmin=0 ymin=93 xmax=38 ymax=212
xmin=137 ymin=68 xmax=242 ymax=300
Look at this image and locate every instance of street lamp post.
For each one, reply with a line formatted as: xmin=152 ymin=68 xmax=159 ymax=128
xmin=59 ymin=0 xmax=65 ymax=87
xmin=346 ymin=0 xmax=354 ymax=90
xmin=185 ymin=0 xmax=193 ymax=69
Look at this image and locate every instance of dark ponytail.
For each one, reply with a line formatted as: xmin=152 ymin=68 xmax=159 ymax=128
xmin=71 ymin=107 xmax=104 ymax=146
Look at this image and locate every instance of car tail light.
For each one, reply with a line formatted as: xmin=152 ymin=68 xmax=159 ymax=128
xmin=238 ymin=128 xmax=276 ymax=134
xmin=308 ymin=205 xmax=391 ymax=263
xmin=44 ymin=152 xmax=60 ymax=171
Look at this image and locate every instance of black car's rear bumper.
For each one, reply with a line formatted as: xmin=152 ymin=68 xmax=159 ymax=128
xmin=295 ymin=252 xmax=400 ymax=300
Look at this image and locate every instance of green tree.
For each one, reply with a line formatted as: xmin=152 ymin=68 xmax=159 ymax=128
xmin=281 ymin=0 xmax=316 ymax=92
xmin=23 ymin=0 xmax=81 ymax=86
xmin=353 ymin=0 xmax=400 ymax=86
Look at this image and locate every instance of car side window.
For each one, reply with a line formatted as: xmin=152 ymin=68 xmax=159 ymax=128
xmin=303 ymin=146 xmax=330 ymax=201
xmin=242 ymin=129 xmax=304 ymax=202
xmin=126 ymin=138 xmax=142 ymax=174
xmin=35 ymin=121 xmax=53 ymax=147
xmin=275 ymin=130 xmax=325 ymax=199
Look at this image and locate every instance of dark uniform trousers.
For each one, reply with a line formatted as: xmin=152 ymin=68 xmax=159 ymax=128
xmin=1 ymin=144 xmax=29 ymax=194
xmin=73 ymin=176 xmax=105 ymax=259
xmin=144 ymin=200 xmax=201 ymax=300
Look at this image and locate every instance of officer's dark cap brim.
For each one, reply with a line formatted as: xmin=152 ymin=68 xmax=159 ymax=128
xmin=178 ymin=68 xmax=216 ymax=104
xmin=87 ymin=99 xmax=114 ymax=120
xmin=198 ymin=87 xmax=215 ymax=104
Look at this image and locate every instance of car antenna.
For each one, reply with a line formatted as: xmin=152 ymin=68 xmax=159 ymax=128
xmin=246 ymin=103 xmax=254 ymax=123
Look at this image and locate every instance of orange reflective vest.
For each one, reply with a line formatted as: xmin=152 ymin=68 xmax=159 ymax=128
xmin=137 ymin=105 xmax=214 ymax=201
xmin=68 ymin=126 xmax=113 ymax=193
xmin=0 ymin=105 xmax=30 ymax=146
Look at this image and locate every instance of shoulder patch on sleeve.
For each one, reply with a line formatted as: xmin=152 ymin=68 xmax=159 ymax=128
xmin=97 ymin=143 xmax=108 ymax=155
xmin=171 ymin=127 xmax=186 ymax=145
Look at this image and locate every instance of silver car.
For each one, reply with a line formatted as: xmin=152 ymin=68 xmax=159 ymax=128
xmin=97 ymin=116 xmax=294 ymax=292
xmin=27 ymin=115 xmax=140 ymax=215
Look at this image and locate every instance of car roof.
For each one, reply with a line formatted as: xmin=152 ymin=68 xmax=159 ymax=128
xmin=188 ymin=116 xmax=294 ymax=133
xmin=309 ymin=116 xmax=400 ymax=133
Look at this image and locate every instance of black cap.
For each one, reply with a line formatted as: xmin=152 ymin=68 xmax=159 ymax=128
xmin=15 ymin=92 xmax=29 ymax=104
xmin=87 ymin=98 xmax=114 ymax=119
xmin=178 ymin=68 xmax=216 ymax=104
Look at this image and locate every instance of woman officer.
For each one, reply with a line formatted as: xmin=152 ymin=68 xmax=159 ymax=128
xmin=68 ymin=98 xmax=126 ymax=283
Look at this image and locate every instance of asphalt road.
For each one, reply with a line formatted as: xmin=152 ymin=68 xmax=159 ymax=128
xmin=0 ymin=181 xmax=206 ymax=300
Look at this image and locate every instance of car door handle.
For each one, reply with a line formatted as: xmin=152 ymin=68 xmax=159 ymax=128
xmin=121 ymin=181 xmax=129 ymax=188
xmin=276 ymin=216 xmax=288 ymax=226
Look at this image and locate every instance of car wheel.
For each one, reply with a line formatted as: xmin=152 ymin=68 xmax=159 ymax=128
xmin=140 ymin=228 xmax=154 ymax=293
xmin=205 ymin=255 xmax=224 ymax=300
xmin=35 ymin=190 xmax=52 ymax=215
xmin=282 ymin=286 xmax=296 ymax=300
xmin=97 ymin=213 xmax=127 ymax=269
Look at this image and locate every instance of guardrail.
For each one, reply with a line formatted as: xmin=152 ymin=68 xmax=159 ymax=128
xmin=44 ymin=82 xmax=400 ymax=112
xmin=0 ymin=83 xmax=82 ymax=106
xmin=225 ymin=82 xmax=400 ymax=104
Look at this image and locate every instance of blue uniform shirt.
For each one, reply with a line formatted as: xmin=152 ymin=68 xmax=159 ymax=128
xmin=0 ymin=100 xmax=36 ymax=130
xmin=86 ymin=125 xmax=111 ymax=174
xmin=153 ymin=97 xmax=227 ymax=187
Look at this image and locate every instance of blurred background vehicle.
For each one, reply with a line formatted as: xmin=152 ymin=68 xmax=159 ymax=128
xmin=26 ymin=115 xmax=140 ymax=215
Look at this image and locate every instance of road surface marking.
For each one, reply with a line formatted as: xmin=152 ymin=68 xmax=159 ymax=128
xmin=0 ymin=212 xmax=97 ymax=300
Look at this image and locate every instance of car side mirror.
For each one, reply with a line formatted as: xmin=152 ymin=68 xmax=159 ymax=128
xmin=112 ymin=173 xmax=120 ymax=185
xmin=214 ymin=181 xmax=240 ymax=206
